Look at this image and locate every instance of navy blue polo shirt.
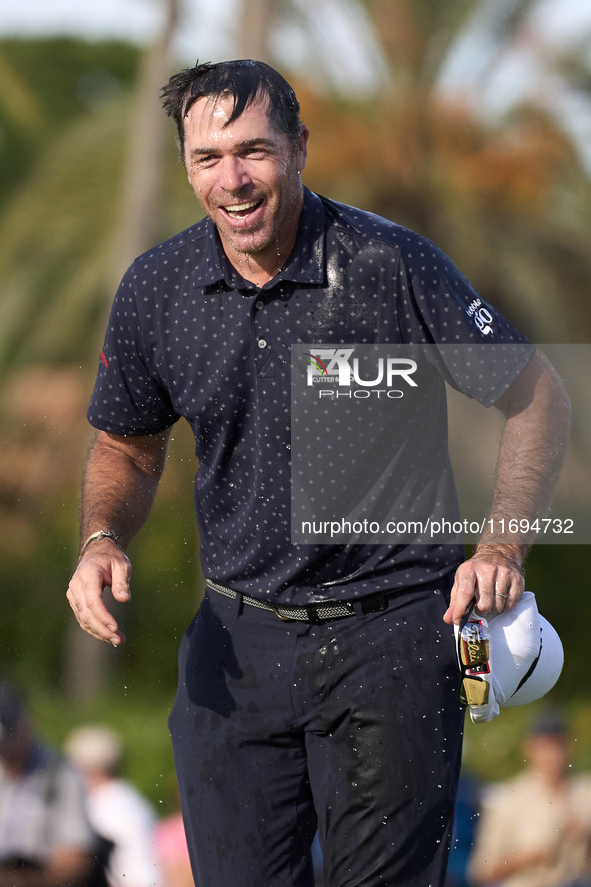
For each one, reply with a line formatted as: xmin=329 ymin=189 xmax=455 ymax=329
xmin=88 ymin=188 xmax=532 ymax=605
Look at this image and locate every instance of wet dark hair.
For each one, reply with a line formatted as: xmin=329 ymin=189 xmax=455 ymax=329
xmin=161 ymin=59 xmax=304 ymax=164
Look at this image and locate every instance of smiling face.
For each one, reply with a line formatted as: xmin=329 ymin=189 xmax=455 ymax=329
xmin=183 ymin=93 xmax=308 ymax=282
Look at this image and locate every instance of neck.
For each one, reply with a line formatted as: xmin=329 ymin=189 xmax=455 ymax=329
xmin=87 ymin=771 xmax=113 ymax=793
xmin=227 ymin=249 xmax=287 ymax=287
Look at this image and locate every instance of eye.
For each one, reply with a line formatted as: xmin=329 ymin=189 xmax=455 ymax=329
xmin=193 ymin=154 xmax=218 ymax=168
xmin=242 ymin=146 xmax=269 ymax=159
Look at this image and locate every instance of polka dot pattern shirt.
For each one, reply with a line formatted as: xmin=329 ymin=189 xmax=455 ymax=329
xmin=88 ymin=189 xmax=532 ymax=604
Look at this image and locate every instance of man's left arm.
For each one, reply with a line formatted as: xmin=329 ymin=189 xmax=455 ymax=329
xmin=443 ymin=351 xmax=571 ymax=625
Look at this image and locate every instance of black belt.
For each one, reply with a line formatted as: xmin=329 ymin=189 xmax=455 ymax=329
xmin=206 ymin=579 xmax=403 ymax=622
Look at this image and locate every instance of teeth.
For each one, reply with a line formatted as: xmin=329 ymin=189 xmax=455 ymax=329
xmin=225 ymin=201 xmax=259 ymax=213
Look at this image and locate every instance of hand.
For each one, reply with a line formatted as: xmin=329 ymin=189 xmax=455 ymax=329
xmin=443 ymin=544 xmax=525 ymax=625
xmin=66 ymin=539 xmax=131 ymax=645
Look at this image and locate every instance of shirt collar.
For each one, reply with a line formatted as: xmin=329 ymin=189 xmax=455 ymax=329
xmin=198 ymin=187 xmax=326 ymax=294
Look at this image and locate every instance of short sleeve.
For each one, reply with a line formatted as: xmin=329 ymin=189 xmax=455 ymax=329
xmin=87 ymin=266 xmax=180 ymax=435
xmin=397 ymin=234 xmax=534 ymax=406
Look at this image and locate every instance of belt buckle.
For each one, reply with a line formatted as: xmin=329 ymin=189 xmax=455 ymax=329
xmin=270 ymin=603 xmax=319 ymax=623
xmin=270 ymin=603 xmax=299 ymax=622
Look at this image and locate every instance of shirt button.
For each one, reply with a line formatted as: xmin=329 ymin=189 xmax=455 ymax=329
xmin=255 ymin=300 xmax=264 ymax=310
xmin=257 ymin=338 xmax=268 ymax=349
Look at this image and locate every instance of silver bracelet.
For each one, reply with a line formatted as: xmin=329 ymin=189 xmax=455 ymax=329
xmin=79 ymin=529 xmax=121 ymax=558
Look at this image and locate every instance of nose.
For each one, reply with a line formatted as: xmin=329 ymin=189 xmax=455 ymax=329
xmin=219 ymin=155 xmax=251 ymax=193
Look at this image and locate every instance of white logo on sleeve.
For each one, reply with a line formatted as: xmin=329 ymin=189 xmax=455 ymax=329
xmin=466 ymin=298 xmax=494 ymax=336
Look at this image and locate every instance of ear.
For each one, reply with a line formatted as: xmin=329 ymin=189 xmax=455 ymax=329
xmin=296 ymin=126 xmax=309 ymax=173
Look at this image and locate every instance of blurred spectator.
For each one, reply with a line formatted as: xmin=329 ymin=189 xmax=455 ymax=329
xmin=469 ymin=710 xmax=591 ymax=887
xmin=153 ymin=811 xmax=193 ymax=887
xmin=0 ymin=681 xmax=95 ymax=886
xmin=65 ymin=726 xmax=160 ymax=887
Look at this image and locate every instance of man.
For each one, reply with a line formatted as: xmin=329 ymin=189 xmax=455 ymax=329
xmin=0 ymin=683 xmax=95 ymax=886
xmin=468 ymin=712 xmax=591 ymax=887
xmin=65 ymin=726 xmax=160 ymax=887
xmin=67 ymin=60 xmax=570 ymax=887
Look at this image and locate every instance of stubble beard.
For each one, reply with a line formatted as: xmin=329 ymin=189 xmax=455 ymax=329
xmin=219 ymin=215 xmax=273 ymax=258
xmin=203 ymin=172 xmax=303 ymax=262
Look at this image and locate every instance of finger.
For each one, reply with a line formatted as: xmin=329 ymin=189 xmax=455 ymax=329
xmin=85 ymin=591 xmax=127 ymax=645
xmin=443 ymin=567 xmax=476 ymax=624
xmin=494 ymin=569 xmax=525 ymax=614
xmin=67 ymin=585 xmax=123 ymax=645
xmin=472 ymin=564 xmax=500 ymax=615
xmin=66 ymin=570 xmax=125 ymax=646
xmin=492 ymin=588 xmax=509 ymax=612
xmin=483 ymin=568 xmax=507 ymax=614
xmin=67 ymin=589 xmax=124 ymax=645
xmin=477 ymin=565 xmax=524 ymax=616
xmin=110 ymin=554 xmax=132 ymax=602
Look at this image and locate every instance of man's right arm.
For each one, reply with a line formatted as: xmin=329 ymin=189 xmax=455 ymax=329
xmin=66 ymin=428 xmax=171 ymax=646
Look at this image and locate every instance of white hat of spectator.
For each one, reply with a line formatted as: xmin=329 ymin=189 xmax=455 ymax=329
xmin=455 ymin=591 xmax=564 ymax=723
xmin=65 ymin=725 xmax=123 ymax=774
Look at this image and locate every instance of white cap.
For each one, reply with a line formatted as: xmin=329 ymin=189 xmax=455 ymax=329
xmin=490 ymin=591 xmax=563 ymax=707
xmin=455 ymin=592 xmax=564 ymax=723
xmin=65 ymin=725 xmax=123 ymax=774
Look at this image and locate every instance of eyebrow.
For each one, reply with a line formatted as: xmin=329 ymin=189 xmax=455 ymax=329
xmin=188 ymin=138 xmax=276 ymax=158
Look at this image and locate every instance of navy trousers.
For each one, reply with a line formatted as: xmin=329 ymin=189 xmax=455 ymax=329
xmin=169 ymin=578 xmax=464 ymax=887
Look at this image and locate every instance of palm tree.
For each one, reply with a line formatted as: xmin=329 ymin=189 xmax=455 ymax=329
xmin=294 ymin=0 xmax=591 ymax=343
xmin=0 ymin=0 xmax=195 ymax=698
xmin=1 ymin=0 xmax=590 ymax=697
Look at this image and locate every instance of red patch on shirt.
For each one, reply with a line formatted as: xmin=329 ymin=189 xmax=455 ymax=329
xmin=100 ymin=350 xmax=109 ymax=369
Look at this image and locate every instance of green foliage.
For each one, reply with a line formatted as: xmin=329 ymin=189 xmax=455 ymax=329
xmin=460 ymin=541 xmax=591 ymax=781
xmin=462 ymin=697 xmax=591 ymax=784
xmin=521 ymin=545 xmax=589 ymax=700
xmin=0 ymin=20 xmax=589 ymax=796
xmin=0 ymin=513 xmax=76 ymax=688
xmin=0 ymin=43 xmax=199 ymax=370
xmin=27 ymin=685 xmax=180 ymax=813
xmin=0 ymin=38 xmax=140 ymax=204
xmin=120 ymin=465 xmax=201 ymax=691
xmin=0 ymin=97 xmax=129 ymax=367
